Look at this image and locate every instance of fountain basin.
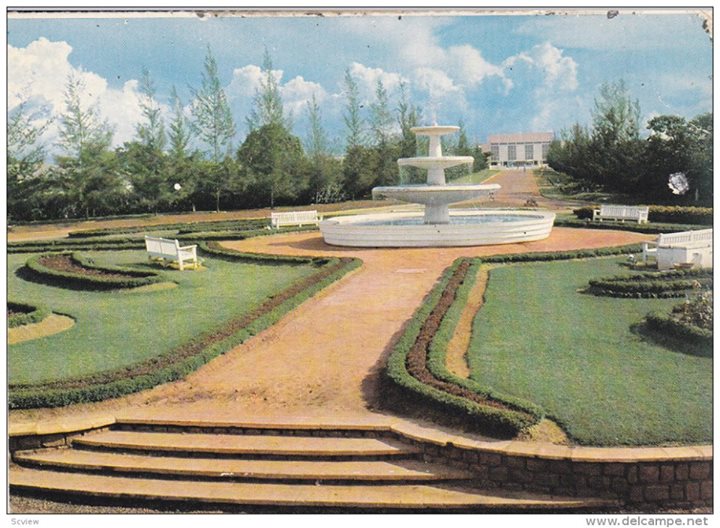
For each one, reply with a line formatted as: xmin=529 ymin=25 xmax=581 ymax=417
xmin=373 ymin=184 xmax=500 ymax=206
xmin=320 ymin=209 xmax=556 ymax=247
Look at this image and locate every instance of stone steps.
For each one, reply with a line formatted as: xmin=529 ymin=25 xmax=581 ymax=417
xmin=14 ymin=449 xmax=474 ymax=483
xmin=70 ymin=430 xmax=418 ymax=459
xmin=9 ymin=420 xmax=621 ymax=512
xmin=9 ymin=466 xmax=616 ymax=512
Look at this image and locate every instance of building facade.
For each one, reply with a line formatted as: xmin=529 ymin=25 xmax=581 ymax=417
xmin=483 ymin=132 xmax=554 ymax=168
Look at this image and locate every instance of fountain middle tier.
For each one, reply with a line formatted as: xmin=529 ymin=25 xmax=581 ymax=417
xmin=373 ymin=183 xmax=500 ymax=224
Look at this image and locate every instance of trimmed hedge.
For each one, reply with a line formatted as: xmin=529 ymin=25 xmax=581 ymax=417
xmin=587 ymin=268 xmax=713 ymax=298
xmin=385 ymin=259 xmax=541 ymax=437
xmin=573 ymin=205 xmax=712 ymax=225
xmin=199 ymin=240 xmax=329 ymax=267
xmin=66 ymin=218 xmax=270 ymax=238
xmin=481 ymin=244 xmax=644 ymax=264
xmin=9 ymin=238 xmax=146 ymax=254
xmin=9 ymin=256 xmax=361 ymax=409
xmin=426 ymin=260 xmax=544 ymax=426
xmin=8 ymin=300 xmax=50 ymax=328
xmin=24 ymin=252 xmax=165 ymax=291
xmin=555 ymin=216 xmax=705 ymax=235
xmin=644 ymin=312 xmax=712 ymax=357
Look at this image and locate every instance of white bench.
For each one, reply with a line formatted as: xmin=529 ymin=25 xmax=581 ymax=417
xmin=144 ymin=236 xmax=199 ymax=271
xmin=270 ymin=210 xmax=322 ymax=229
xmin=642 ymin=228 xmax=713 ymax=269
xmin=592 ymin=204 xmax=649 ymax=224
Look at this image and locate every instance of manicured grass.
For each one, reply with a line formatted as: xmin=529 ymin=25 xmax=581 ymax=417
xmin=467 ymin=257 xmax=712 ymax=446
xmin=449 ymin=169 xmax=499 ymax=184
xmin=8 ymin=250 xmax=317 ymax=385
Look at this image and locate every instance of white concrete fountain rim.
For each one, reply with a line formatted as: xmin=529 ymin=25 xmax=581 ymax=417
xmin=319 ymin=209 xmax=556 ymax=247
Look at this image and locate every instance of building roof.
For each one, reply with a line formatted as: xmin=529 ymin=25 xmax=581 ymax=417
xmin=488 ymin=132 xmax=554 ymax=144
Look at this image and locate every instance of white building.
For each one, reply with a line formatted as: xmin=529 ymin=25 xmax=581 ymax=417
xmin=483 ymin=132 xmax=554 ymax=168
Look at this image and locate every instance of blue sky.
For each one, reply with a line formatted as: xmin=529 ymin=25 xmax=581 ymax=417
xmin=7 ymin=10 xmax=712 ymax=155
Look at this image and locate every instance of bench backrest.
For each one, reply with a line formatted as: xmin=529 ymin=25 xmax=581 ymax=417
xmin=145 ymin=236 xmax=180 ymax=256
xmin=599 ymin=204 xmax=649 ymax=218
xmin=271 ymin=210 xmax=319 ymax=226
xmin=658 ymin=229 xmax=713 ymax=247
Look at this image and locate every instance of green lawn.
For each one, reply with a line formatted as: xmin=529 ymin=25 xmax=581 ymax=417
xmin=467 ymin=257 xmax=712 ymax=446
xmin=8 ymin=250 xmax=317 ymax=385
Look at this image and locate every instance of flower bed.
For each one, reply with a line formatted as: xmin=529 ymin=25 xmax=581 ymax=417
xmin=24 ymin=252 xmax=164 ymax=291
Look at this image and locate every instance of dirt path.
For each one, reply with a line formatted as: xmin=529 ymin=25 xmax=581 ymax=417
xmin=10 ymin=226 xmax=652 ymax=428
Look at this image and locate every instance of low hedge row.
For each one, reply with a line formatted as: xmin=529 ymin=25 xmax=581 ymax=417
xmin=199 ymin=241 xmax=329 ymax=266
xmin=480 ymin=244 xmax=644 ymax=264
xmin=9 ymin=255 xmax=360 ymax=409
xmin=7 ymin=300 xmax=50 ymax=328
xmin=554 ymin=216 xmax=704 ymax=235
xmin=587 ymin=268 xmax=713 ymax=298
xmin=573 ymin=205 xmax=712 ymax=225
xmin=66 ymin=218 xmax=269 ymax=238
xmin=426 ymin=260 xmax=544 ymax=428
xmin=385 ymin=259 xmax=541 ymax=437
xmin=9 ymin=238 xmax=146 ymax=254
xmin=24 ymin=252 xmax=164 ymax=291
xmin=644 ymin=313 xmax=712 ymax=357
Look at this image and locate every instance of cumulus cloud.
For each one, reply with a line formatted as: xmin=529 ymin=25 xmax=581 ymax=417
xmin=347 ymin=62 xmax=407 ymax=101
xmin=505 ymin=42 xmax=578 ymax=91
xmin=8 ymin=37 xmax=159 ymax=150
xmin=281 ymin=75 xmax=328 ymax=117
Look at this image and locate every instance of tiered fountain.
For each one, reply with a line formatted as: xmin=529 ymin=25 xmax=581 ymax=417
xmin=320 ymin=125 xmax=555 ymax=247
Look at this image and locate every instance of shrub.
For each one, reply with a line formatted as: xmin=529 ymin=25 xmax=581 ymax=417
xmin=644 ymin=312 xmax=712 ymax=357
xmin=385 ymin=259 xmax=542 ymax=437
xmin=673 ymin=291 xmax=713 ymax=331
xmin=573 ymin=205 xmax=712 ymax=225
xmin=556 ymin=216 xmax=705 ymax=235
xmin=7 ymin=300 xmax=50 ymax=328
xmin=199 ymin=241 xmax=329 ymax=266
xmin=23 ymin=252 xmax=164 ymax=291
xmin=587 ymin=268 xmax=712 ymax=298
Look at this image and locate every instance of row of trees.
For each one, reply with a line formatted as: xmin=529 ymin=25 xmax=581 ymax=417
xmin=547 ymin=80 xmax=712 ymax=205
xmin=7 ymin=48 xmax=486 ymax=222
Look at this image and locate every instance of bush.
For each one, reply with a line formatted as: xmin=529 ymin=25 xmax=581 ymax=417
xmin=199 ymin=241 xmax=329 ymax=266
xmin=481 ymin=244 xmax=644 ymax=264
xmin=23 ymin=252 xmax=164 ymax=291
xmin=385 ymin=259 xmax=542 ymax=437
xmin=672 ymin=291 xmax=713 ymax=331
xmin=644 ymin=312 xmax=712 ymax=357
xmin=573 ymin=205 xmax=712 ymax=225
xmin=587 ymin=268 xmax=712 ymax=298
xmin=8 ymin=300 xmax=50 ymax=328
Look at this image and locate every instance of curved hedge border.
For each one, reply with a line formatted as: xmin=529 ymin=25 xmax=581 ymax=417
xmin=587 ymin=268 xmax=712 ymax=298
xmin=8 ymin=300 xmax=50 ymax=328
xmin=554 ymin=216 xmax=704 ymax=235
xmin=643 ymin=313 xmax=712 ymax=357
xmin=9 ymin=254 xmax=361 ymax=409
xmin=386 ymin=259 xmax=542 ymax=438
xmin=480 ymin=244 xmax=644 ymax=264
xmin=199 ymin=240 xmax=329 ymax=266
xmin=573 ymin=205 xmax=713 ymax=225
xmin=425 ymin=260 xmax=544 ymax=429
xmin=24 ymin=252 xmax=165 ymax=291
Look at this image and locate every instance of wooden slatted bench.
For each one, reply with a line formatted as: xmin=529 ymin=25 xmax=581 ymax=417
xmin=270 ymin=210 xmax=322 ymax=229
xmin=592 ymin=204 xmax=649 ymax=224
xmin=144 ymin=236 xmax=199 ymax=271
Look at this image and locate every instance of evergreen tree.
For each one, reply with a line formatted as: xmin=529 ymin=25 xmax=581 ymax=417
xmin=191 ymin=46 xmax=236 ymax=162
xmin=168 ymin=85 xmax=192 ymax=159
xmin=136 ymin=67 xmax=166 ymax=151
xmin=342 ymin=68 xmax=364 ymax=150
xmin=369 ymin=79 xmax=393 ymax=145
xmin=246 ymin=49 xmax=289 ymax=132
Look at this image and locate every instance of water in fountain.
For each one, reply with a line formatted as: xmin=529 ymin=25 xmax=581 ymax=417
xmin=319 ymin=124 xmax=555 ymax=247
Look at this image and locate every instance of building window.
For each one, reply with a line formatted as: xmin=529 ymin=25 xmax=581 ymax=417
xmin=491 ymin=145 xmax=499 ymax=161
xmin=507 ymin=144 xmax=516 ymax=161
xmin=525 ymin=144 xmax=534 ymax=160
xmin=541 ymin=142 xmax=550 ymax=159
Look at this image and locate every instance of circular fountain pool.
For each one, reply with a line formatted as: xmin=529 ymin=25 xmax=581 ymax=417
xmin=320 ymin=209 xmax=556 ymax=247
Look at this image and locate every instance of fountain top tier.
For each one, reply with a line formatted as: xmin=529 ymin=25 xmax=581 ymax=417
xmin=398 ymin=125 xmax=474 ymax=185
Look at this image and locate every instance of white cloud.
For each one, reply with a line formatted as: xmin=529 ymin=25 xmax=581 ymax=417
xmin=281 ymin=75 xmax=328 ymax=117
xmin=227 ymin=64 xmax=282 ymax=98
xmin=505 ymin=42 xmax=578 ymax=91
xmin=348 ymin=62 xmax=407 ymax=102
xmin=8 ymin=37 xmax=159 ymax=150
xmin=412 ymin=67 xmax=462 ymax=98
xmin=446 ymin=45 xmax=507 ymax=88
